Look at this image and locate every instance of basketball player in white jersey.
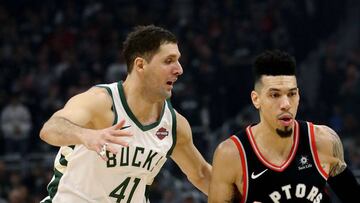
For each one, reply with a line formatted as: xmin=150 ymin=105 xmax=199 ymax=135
xmin=40 ymin=25 xmax=211 ymax=203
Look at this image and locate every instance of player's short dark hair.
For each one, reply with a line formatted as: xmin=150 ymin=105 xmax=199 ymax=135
xmin=253 ymin=50 xmax=296 ymax=84
xmin=123 ymin=25 xmax=177 ymax=73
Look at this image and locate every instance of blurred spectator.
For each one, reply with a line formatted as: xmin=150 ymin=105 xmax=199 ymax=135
xmin=105 ymin=52 xmax=127 ymax=83
xmin=7 ymin=185 xmax=29 ymax=203
xmin=339 ymin=63 xmax=360 ymax=106
xmin=1 ymin=93 xmax=32 ymax=155
xmin=329 ymin=105 xmax=344 ymax=133
xmin=344 ymin=136 xmax=360 ymax=169
xmin=8 ymin=171 xmax=23 ymax=190
xmin=0 ymin=161 xmax=10 ymax=199
xmin=179 ymin=191 xmax=202 ymax=203
xmin=0 ymin=0 xmax=358 ymax=202
xmin=23 ymin=163 xmax=48 ymax=200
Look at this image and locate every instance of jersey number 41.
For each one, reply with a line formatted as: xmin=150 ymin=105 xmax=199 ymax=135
xmin=110 ymin=177 xmax=140 ymax=203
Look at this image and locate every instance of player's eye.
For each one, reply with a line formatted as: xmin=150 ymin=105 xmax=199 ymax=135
xmin=165 ymin=58 xmax=173 ymax=64
xmin=288 ymin=92 xmax=297 ymax=97
xmin=270 ymin=93 xmax=280 ymax=98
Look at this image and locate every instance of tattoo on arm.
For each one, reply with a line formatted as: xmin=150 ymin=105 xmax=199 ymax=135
xmin=327 ymin=127 xmax=347 ymax=177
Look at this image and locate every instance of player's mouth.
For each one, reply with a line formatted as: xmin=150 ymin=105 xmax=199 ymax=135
xmin=166 ymin=79 xmax=177 ymax=88
xmin=278 ymin=114 xmax=293 ymax=126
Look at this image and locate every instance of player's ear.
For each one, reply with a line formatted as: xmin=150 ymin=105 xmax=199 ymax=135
xmin=134 ymin=57 xmax=145 ymax=72
xmin=251 ymin=90 xmax=260 ymax=109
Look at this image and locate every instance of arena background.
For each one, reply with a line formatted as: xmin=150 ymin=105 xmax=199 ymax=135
xmin=0 ymin=0 xmax=359 ymax=202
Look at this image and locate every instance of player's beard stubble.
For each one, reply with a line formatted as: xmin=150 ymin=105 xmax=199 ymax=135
xmin=276 ymin=126 xmax=293 ymax=138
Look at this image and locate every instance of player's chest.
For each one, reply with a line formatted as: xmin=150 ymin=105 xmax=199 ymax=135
xmin=105 ymin=145 xmax=166 ymax=171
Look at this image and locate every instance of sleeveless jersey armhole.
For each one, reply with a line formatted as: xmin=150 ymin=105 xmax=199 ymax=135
xmin=96 ymin=85 xmax=118 ymax=125
xmin=166 ymin=99 xmax=177 ymax=157
xmin=230 ymin=135 xmax=249 ymax=203
xmin=308 ymin=122 xmax=329 ymax=180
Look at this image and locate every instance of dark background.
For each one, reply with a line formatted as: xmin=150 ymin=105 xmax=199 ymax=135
xmin=0 ymin=0 xmax=359 ymax=202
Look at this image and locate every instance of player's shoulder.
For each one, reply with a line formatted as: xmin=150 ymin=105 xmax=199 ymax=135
xmin=313 ymin=124 xmax=342 ymax=156
xmin=86 ymin=86 xmax=113 ymax=102
xmin=173 ymin=111 xmax=192 ymax=144
xmin=87 ymin=86 xmax=113 ymax=99
xmin=212 ymin=137 xmax=243 ymax=182
xmin=71 ymin=86 xmax=113 ymax=112
xmin=215 ymin=137 xmax=241 ymax=161
xmin=313 ymin=123 xmax=347 ymax=175
xmin=64 ymin=85 xmax=110 ymax=105
xmin=212 ymin=137 xmax=243 ymax=180
xmin=313 ymin=124 xmax=340 ymax=144
xmin=174 ymin=110 xmax=189 ymax=130
xmin=174 ymin=110 xmax=187 ymax=123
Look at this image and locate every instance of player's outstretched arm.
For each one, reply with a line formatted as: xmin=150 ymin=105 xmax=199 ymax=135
xmin=170 ymin=112 xmax=212 ymax=195
xmin=209 ymin=139 xmax=242 ymax=203
xmin=39 ymin=87 xmax=132 ymax=158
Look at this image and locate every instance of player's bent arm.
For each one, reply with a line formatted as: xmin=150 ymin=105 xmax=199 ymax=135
xmin=315 ymin=125 xmax=360 ymax=201
xmin=40 ymin=87 xmax=130 ymax=150
xmin=209 ymin=139 xmax=242 ymax=203
xmin=40 ymin=87 xmax=110 ymax=146
xmin=170 ymin=112 xmax=212 ymax=195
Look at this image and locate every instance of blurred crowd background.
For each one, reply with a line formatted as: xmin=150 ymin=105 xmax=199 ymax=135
xmin=0 ymin=0 xmax=359 ymax=202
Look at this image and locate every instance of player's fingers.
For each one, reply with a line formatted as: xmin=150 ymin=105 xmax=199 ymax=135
xmin=112 ymin=119 xmax=126 ymax=130
xmin=97 ymin=143 xmax=109 ymax=161
xmin=100 ymin=155 xmax=108 ymax=161
xmin=106 ymin=143 xmax=118 ymax=154
xmin=106 ymin=136 xmax=129 ymax=147
xmin=111 ymin=129 xmax=133 ymax=137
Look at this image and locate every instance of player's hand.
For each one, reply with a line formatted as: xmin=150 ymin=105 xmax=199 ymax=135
xmin=80 ymin=119 xmax=133 ymax=161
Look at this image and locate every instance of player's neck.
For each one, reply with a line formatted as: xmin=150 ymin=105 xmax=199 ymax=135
xmin=252 ymin=122 xmax=295 ymax=161
xmin=122 ymin=80 xmax=164 ymax=126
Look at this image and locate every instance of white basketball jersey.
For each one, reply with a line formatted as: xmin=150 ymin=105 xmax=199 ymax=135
xmin=41 ymin=82 xmax=177 ymax=203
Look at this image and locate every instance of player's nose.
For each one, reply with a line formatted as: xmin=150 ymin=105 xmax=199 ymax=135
xmin=280 ymin=96 xmax=291 ymax=110
xmin=174 ymin=61 xmax=183 ymax=76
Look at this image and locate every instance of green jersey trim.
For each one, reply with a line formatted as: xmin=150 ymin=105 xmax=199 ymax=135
xmin=117 ymin=81 xmax=165 ymax=131
xmin=59 ymin=154 xmax=67 ymax=166
xmin=42 ymin=168 xmax=63 ymax=203
xmin=42 ymin=144 xmax=75 ymax=203
xmin=96 ymin=85 xmax=118 ymax=125
xmin=166 ymin=99 xmax=177 ymax=157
